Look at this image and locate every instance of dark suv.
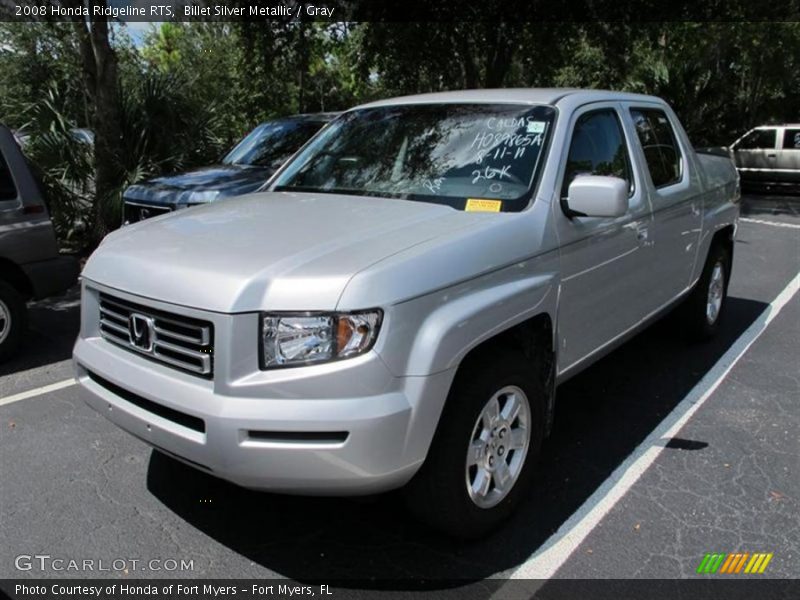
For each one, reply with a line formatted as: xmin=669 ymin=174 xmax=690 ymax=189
xmin=122 ymin=113 xmax=337 ymax=224
xmin=0 ymin=124 xmax=79 ymax=360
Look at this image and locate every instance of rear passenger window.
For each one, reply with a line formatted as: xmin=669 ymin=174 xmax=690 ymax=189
xmin=0 ymin=152 xmax=18 ymax=201
xmin=630 ymin=109 xmax=682 ymax=188
xmin=561 ymin=109 xmax=632 ymax=198
xmin=738 ymin=128 xmax=777 ymax=150
xmin=783 ymin=129 xmax=800 ymax=149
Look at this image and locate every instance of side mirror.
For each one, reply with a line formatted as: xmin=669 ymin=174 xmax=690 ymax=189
xmin=562 ymin=175 xmax=629 ymax=218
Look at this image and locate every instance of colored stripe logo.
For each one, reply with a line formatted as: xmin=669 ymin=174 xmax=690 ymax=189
xmin=696 ymin=552 xmax=773 ymax=574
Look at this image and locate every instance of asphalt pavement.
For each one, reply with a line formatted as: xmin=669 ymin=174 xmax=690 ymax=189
xmin=0 ymin=193 xmax=797 ymax=590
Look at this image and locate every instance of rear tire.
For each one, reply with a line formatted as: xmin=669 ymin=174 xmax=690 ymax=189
xmin=0 ymin=279 xmax=26 ymax=362
xmin=404 ymin=351 xmax=545 ymax=539
xmin=684 ymin=243 xmax=730 ymax=340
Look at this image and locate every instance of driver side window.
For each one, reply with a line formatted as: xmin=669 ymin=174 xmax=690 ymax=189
xmin=738 ymin=128 xmax=777 ymax=150
xmin=561 ymin=109 xmax=632 ymax=198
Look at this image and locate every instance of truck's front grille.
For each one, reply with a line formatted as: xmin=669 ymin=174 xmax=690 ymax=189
xmin=123 ymin=201 xmax=172 ymax=225
xmin=98 ymin=293 xmax=214 ymax=378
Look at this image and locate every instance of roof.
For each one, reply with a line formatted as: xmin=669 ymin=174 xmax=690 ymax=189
xmin=354 ymin=88 xmax=666 ymax=110
xmin=263 ymin=112 xmax=340 ymax=125
xmin=285 ymin=112 xmax=341 ymax=122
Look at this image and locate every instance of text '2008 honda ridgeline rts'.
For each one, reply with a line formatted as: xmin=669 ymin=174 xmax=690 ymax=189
xmin=74 ymin=89 xmax=739 ymax=537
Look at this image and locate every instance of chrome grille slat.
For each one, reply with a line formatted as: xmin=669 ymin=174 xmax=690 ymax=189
xmin=99 ymin=305 xmax=128 ymax=322
xmin=152 ymin=338 xmax=208 ymax=360
xmin=100 ymin=296 xmax=209 ymax=339
xmin=153 ymin=324 xmax=208 ymax=345
xmin=98 ymin=293 xmax=214 ymax=378
xmin=99 ymin=318 xmax=128 ymax=336
xmin=152 ymin=348 xmax=211 ymax=375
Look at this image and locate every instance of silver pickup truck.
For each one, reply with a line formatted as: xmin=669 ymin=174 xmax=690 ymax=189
xmin=73 ymin=89 xmax=739 ymax=537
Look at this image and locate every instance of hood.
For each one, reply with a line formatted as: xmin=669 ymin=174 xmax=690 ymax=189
xmin=123 ymin=164 xmax=273 ymax=207
xmin=85 ymin=192 xmax=490 ymax=312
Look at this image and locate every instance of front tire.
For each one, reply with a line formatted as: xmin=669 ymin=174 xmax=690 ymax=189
xmin=0 ymin=279 xmax=27 ymax=362
xmin=404 ymin=351 xmax=545 ymax=539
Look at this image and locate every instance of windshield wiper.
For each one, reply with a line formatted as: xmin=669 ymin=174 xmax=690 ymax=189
xmin=272 ymin=185 xmax=368 ymax=196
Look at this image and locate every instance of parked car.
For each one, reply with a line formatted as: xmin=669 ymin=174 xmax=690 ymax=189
xmin=11 ymin=127 xmax=94 ymax=149
xmin=0 ymin=124 xmax=79 ymax=360
xmin=122 ymin=113 xmax=337 ymax=224
xmin=70 ymin=128 xmax=95 ymax=146
xmin=731 ymin=124 xmax=800 ymax=189
xmin=73 ymin=90 xmax=739 ymax=537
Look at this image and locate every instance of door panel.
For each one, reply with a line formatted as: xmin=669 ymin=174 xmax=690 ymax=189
xmin=777 ymin=128 xmax=800 ymax=182
xmin=626 ymin=106 xmax=702 ymax=302
xmin=554 ymin=104 xmax=656 ymax=375
xmin=0 ymin=124 xmax=60 ymax=264
xmin=733 ymin=128 xmax=779 ymax=179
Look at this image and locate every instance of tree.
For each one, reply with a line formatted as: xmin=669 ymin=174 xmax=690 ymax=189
xmin=0 ymin=22 xmax=85 ymax=127
xmin=66 ymin=0 xmax=123 ymax=240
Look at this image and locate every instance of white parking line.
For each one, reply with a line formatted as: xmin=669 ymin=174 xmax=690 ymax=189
xmin=498 ymin=271 xmax=800 ymax=585
xmin=0 ymin=378 xmax=76 ymax=408
xmin=740 ymin=217 xmax=800 ymax=229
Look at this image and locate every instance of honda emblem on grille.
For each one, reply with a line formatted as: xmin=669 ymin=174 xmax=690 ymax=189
xmin=128 ymin=313 xmax=155 ymax=352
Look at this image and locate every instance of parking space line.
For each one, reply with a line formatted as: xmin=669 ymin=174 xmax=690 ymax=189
xmin=499 ymin=272 xmax=800 ymax=584
xmin=740 ymin=217 xmax=800 ymax=229
xmin=0 ymin=378 xmax=76 ymax=408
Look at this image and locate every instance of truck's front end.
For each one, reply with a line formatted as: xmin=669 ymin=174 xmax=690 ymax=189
xmin=74 ymin=96 xmax=558 ymax=516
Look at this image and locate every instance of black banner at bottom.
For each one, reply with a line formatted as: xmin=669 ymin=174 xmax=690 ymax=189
xmin=1 ymin=579 xmax=799 ymax=600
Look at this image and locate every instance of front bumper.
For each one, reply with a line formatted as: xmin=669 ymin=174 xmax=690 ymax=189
xmin=73 ymin=285 xmax=454 ymax=495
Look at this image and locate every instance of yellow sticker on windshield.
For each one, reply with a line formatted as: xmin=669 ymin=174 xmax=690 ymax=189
xmin=465 ymin=198 xmax=502 ymax=213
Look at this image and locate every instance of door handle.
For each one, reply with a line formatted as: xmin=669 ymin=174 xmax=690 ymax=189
xmin=767 ymin=153 xmax=776 ymax=158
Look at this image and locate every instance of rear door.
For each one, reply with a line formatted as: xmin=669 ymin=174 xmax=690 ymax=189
xmin=623 ymin=104 xmax=702 ymax=304
xmin=776 ymin=127 xmax=800 ymax=182
xmin=0 ymin=124 xmax=61 ymax=265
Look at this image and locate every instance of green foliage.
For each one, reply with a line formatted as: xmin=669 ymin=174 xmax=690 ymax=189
xmin=22 ymin=87 xmax=93 ymax=245
xmin=0 ymin=22 xmax=85 ymax=128
xmin=1 ymin=19 xmax=798 ymax=250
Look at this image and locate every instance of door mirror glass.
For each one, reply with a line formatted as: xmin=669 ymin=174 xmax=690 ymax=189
xmin=564 ymin=175 xmax=629 ymax=218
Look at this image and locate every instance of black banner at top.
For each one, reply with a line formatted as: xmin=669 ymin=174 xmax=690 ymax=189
xmin=1 ymin=0 xmax=800 ymax=22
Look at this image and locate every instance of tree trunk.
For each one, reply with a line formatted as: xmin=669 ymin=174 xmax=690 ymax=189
xmin=483 ymin=23 xmax=516 ymax=88
xmin=457 ymin=33 xmax=480 ymax=89
xmin=71 ymin=1 xmax=122 ymax=243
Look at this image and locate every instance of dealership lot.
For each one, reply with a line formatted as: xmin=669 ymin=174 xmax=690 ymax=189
xmin=0 ymin=194 xmax=797 ymax=585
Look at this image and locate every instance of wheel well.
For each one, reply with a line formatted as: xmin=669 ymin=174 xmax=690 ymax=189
xmin=456 ymin=313 xmax=556 ymax=433
xmin=710 ymin=225 xmax=735 ymax=284
xmin=0 ymin=258 xmax=34 ymax=300
xmin=712 ymin=224 xmax=735 ymax=258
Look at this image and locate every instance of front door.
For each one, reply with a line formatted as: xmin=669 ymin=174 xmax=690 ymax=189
xmin=554 ymin=104 xmax=656 ymax=377
xmin=733 ymin=127 xmax=779 ymax=180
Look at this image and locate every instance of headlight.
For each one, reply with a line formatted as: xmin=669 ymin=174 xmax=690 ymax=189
xmin=260 ymin=310 xmax=383 ymax=369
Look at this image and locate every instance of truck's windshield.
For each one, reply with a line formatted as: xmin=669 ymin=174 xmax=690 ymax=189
xmin=272 ymin=103 xmax=556 ymax=212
